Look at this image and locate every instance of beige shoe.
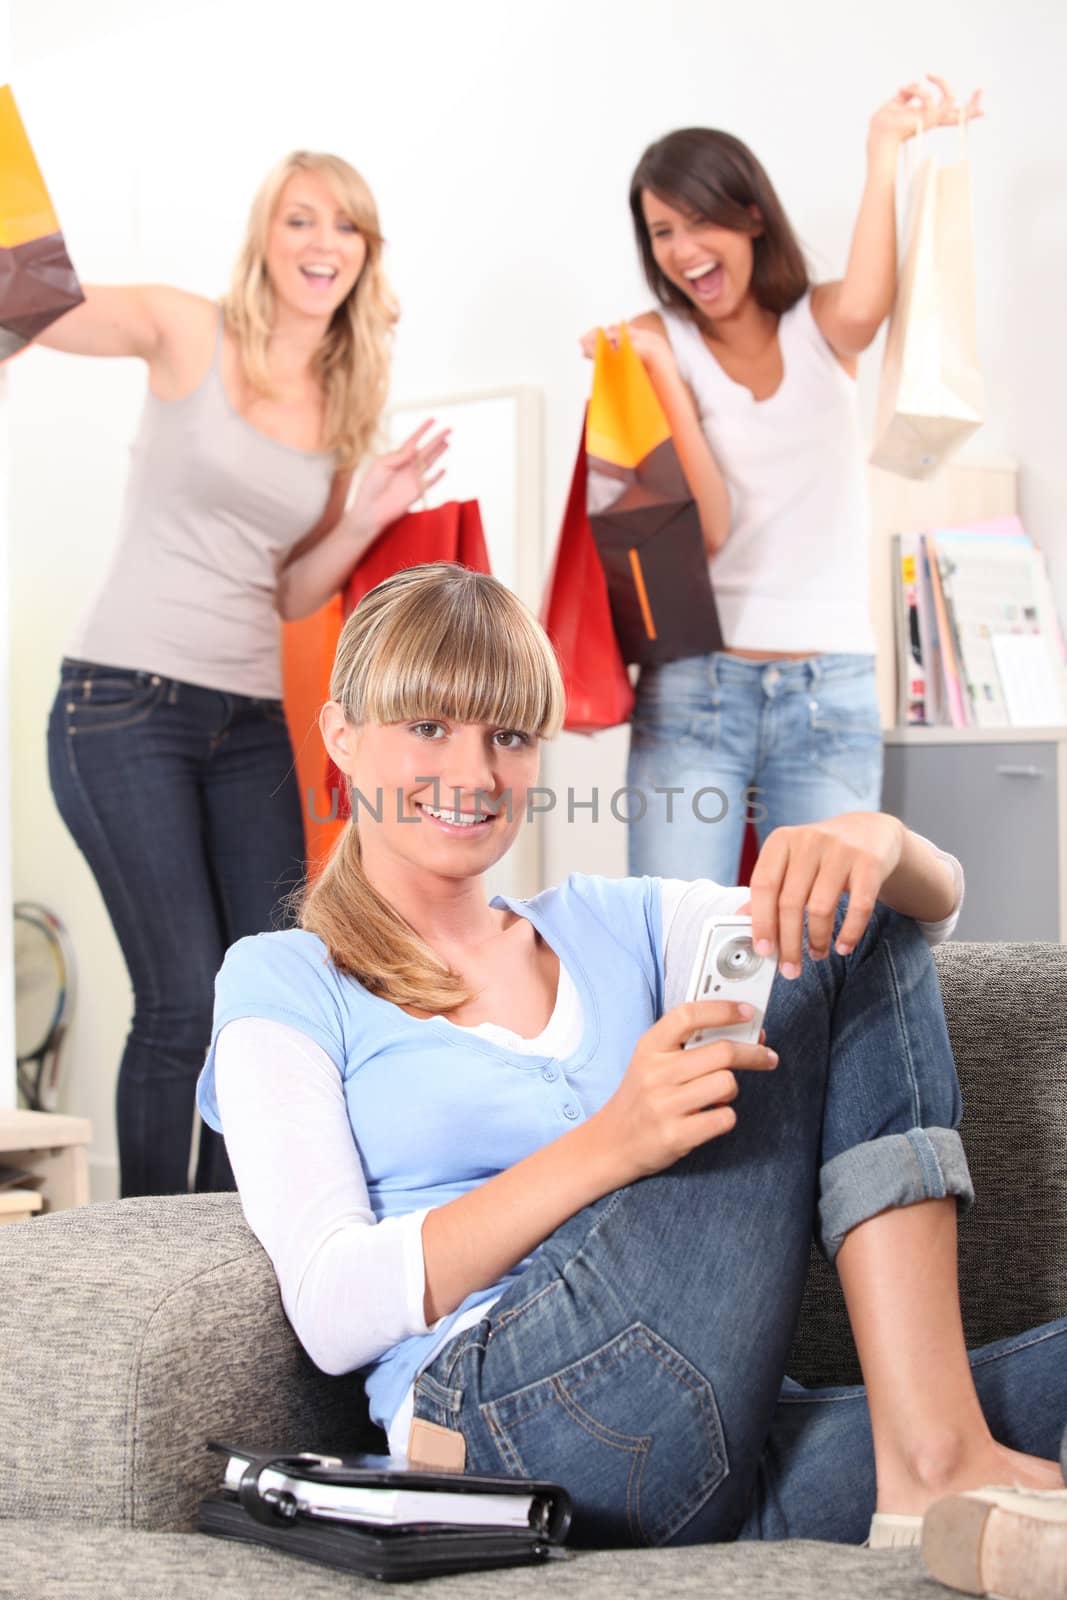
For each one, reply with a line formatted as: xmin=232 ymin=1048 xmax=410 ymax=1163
xmin=921 ymin=1486 xmax=1067 ymax=1599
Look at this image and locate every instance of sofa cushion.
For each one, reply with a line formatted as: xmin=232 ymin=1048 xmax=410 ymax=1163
xmin=0 ymin=1521 xmax=935 ymax=1600
xmin=0 ymin=1193 xmax=377 ymax=1530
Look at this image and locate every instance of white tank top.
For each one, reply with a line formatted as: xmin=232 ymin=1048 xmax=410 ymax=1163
xmin=659 ymin=292 xmax=875 ymax=654
xmin=68 ymin=311 xmax=336 ymax=698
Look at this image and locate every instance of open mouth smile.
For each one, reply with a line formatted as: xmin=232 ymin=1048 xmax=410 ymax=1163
xmin=300 ymin=264 xmax=339 ymax=289
xmin=681 ymin=260 xmax=724 ymax=300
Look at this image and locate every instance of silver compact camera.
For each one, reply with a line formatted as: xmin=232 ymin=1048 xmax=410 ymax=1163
xmin=683 ymin=915 xmax=776 ymax=1049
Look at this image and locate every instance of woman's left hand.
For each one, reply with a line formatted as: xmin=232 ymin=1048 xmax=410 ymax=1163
xmin=743 ymin=812 xmax=906 ymax=978
xmin=579 ymin=321 xmax=677 ymax=382
xmin=353 ymin=420 xmax=451 ymax=537
xmin=869 ymin=75 xmax=983 ymax=155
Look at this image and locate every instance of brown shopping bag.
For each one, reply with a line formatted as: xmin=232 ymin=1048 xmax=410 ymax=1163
xmin=585 ymin=326 xmax=721 ymax=663
xmin=0 ymin=85 xmax=84 ymax=360
xmin=870 ymin=134 xmax=983 ymax=480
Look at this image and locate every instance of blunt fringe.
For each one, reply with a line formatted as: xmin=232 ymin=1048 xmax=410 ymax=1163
xmin=300 ymin=564 xmax=566 ymax=1014
xmin=220 ymin=150 xmax=398 ymax=468
xmin=629 ymin=127 xmax=809 ymax=318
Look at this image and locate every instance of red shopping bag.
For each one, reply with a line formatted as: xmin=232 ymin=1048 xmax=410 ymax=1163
xmin=542 ymin=430 xmax=635 ymax=733
xmin=343 ymin=499 xmax=490 ymax=610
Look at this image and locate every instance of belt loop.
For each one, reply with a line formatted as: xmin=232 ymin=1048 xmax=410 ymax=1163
xmin=808 ymin=657 xmax=821 ymax=691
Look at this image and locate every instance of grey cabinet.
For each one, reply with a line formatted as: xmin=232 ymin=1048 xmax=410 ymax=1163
xmin=881 ymin=733 xmax=1067 ymax=942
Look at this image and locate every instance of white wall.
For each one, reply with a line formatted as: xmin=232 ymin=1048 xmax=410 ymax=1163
xmin=9 ymin=0 xmax=1067 ymax=1190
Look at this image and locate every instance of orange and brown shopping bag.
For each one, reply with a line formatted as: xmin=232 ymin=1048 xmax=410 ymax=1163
xmin=0 ymin=86 xmax=83 ymax=360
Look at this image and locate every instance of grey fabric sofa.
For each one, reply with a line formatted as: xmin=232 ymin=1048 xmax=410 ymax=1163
xmin=2 ymin=941 xmax=1066 ymax=1600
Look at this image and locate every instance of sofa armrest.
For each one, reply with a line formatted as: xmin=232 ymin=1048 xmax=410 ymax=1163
xmin=789 ymin=941 xmax=1067 ymax=1386
xmin=0 ymin=1193 xmax=376 ymax=1530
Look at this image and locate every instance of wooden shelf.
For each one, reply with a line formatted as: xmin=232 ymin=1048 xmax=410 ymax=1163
xmin=0 ymin=1189 xmax=45 ymax=1226
xmin=0 ymin=1109 xmax=92 ymax=1213
xmin=884 ymin=725 xmax=1067 ymax=746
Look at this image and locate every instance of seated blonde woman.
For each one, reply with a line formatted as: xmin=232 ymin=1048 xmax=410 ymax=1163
xmin=196 ymin=563 xmax=1066 ymax=1574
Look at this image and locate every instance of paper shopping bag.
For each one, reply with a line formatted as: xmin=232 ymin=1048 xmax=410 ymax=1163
xmin=585 ymin=326 xmax=722 ymax=664
xmin=870 ymin=147 xmax=984 ymax=480
xmin=343 ymin=499 xmax=490 ymax=610
xmin=541 ymin=428 xmax=634 ymax=733
xmin=0 ymin=85 xmax=84 ymax=361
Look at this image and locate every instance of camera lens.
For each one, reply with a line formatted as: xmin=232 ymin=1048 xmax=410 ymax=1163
xmin=714 ymin=936 xmax=763 ymax=982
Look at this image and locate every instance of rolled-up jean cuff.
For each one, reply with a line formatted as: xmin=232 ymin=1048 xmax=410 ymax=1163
xmin=817 ymin=1127 xmax=975 ymax=1262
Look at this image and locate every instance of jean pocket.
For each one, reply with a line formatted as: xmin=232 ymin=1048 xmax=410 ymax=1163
xmin=64 ymin=673 xmax=165 ymax=734
xmin=630 ymin=705 xmax=720 ymax=766
xmin=480 ymin=1322 xmax=727 ymax=1546
xmin=807 ymin=685 xmax=883 ymax=801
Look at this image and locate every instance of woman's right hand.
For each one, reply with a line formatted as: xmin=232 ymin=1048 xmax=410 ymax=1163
xmin=868 ymin=75 xmax=983 ymax=157
xmin=591 ymin=1002 xmax=779 ymax=1183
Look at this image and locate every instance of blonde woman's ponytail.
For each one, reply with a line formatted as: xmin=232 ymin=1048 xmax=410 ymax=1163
xmin=301 ymin=821 xmax=473 ymax=1013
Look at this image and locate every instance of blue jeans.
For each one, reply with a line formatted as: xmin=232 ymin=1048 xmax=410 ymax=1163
xmin=411 ymin=904 xmax=1067 ymax=1547
xmin=627 ymin=652 xmax=883 ymax=884
xmin=47 ymin=658 xmax=306 ymax=1197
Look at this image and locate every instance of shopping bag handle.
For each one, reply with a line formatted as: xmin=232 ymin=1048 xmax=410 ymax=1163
xmin=909 ymin=107 xmax=969 ymax=171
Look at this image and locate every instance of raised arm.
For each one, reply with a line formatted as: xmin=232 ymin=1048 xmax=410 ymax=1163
xmin=32 ymin=282 xmax=208 ymax=364
xmin=811 ymin=75 xmax=983 ymax=359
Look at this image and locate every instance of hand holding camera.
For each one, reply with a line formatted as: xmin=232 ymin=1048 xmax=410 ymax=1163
xmin=594 ymin=984 xmax=778 ymax=1183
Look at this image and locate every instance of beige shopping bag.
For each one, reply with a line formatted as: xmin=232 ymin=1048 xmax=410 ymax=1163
xmin=870 ymin=138 xmax=983 ymax=481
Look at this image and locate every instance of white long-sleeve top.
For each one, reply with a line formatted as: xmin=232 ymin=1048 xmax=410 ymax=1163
xmin=214 ymin=858 xmax=964 ymax=1455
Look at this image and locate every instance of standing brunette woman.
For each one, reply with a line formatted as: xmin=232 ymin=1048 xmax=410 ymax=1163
xmin=41 ymin=151 xmax=447 ymax=1196
xmin=197 ymin=564 xmax=1065 ymax=1556
xmin=586 ymin=77 xmax=980 ymax=884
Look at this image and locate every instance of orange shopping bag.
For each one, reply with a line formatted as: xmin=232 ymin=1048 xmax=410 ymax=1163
xmin=281 ymin=594 xmax=347 ymax=872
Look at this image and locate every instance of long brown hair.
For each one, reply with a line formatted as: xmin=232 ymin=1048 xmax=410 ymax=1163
xmin=300 ymin=564 xmax=567 ymax=1014
xmin=629 ymin=128 xmax=809 ymax=317
xmin=221 ymin=150 xmax=397 ymax=468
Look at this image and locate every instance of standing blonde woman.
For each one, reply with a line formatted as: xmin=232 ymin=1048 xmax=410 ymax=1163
xmin=41 ymin=151 xmax=448 ymax=1197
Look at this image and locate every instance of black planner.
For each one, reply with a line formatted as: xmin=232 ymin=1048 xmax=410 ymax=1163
xmin=197 ymin=1443 xmax=573 ymax=1582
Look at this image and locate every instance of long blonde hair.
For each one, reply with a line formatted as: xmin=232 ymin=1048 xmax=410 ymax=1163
xmin=301 ymin=564 xmax=567 ymax=1013
xmin=221 ymin=150 xmax=397 ymax=467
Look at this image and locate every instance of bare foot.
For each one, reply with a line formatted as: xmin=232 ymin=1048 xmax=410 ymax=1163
xmin=878 ymin=1440 xmax=1065 ymax=1517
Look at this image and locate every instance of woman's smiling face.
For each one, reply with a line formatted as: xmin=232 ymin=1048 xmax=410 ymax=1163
xmin=323 ymin=711 xmax=542 ymax=883
xmin=265 ymin=169 xmax=368 ymax=318
xmin=641 ymin=189 xmax=758 ymax=320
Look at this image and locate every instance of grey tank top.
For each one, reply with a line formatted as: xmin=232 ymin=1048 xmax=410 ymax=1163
xmin=68 ymin=310 xmax=336 ymax=698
